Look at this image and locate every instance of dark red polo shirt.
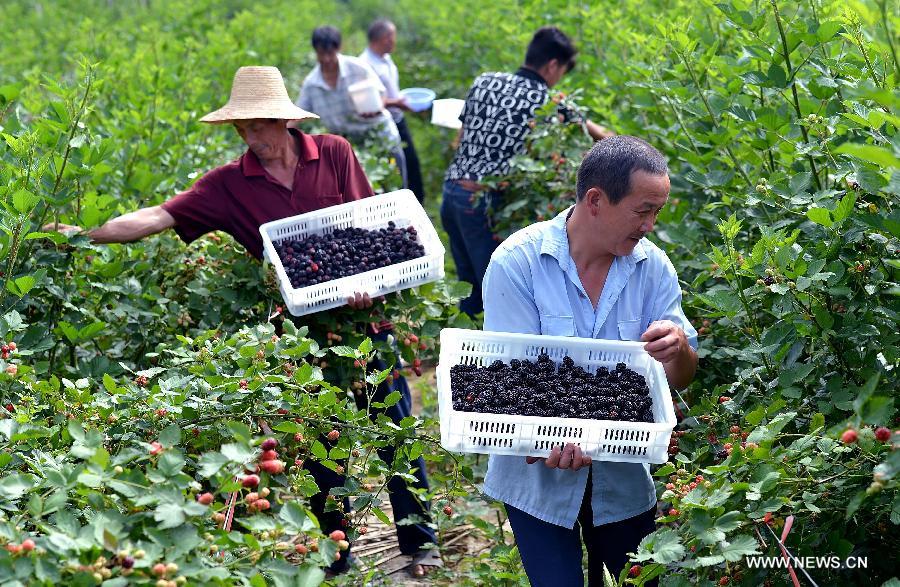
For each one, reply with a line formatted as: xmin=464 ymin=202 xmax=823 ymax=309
xmin=161 ymin=129 xmax=374 ymax=259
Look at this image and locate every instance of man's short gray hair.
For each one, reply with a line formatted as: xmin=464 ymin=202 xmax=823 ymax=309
xmin=367 ymin=18 xmax=396 ymax=42
xmin=575 ymin=136 xmax=668 ymax=204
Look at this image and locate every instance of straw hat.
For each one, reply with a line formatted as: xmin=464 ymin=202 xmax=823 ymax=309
xmin=200 ymin=66 xmax=319 ymax=124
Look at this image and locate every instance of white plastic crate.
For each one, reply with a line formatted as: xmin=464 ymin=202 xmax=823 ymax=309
xmin=259 ymin=190 xmax=445 ymax=316
xmin=437 ymin=328 xmax=676 ymax=464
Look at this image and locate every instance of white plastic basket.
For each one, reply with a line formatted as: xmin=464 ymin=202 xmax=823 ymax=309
xmin=437 ymin=328 xmax=676 ymax=464
xmin=259 ymin=190 xmax=445 ymax=316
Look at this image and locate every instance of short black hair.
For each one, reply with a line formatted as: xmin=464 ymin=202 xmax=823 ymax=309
xmin=311 ymin=26 xmax=341 ymax=51
xmin=367 ymin=18 xmax=395 ymax=42
xmin=576 ymin=136 xmax=669 ymax=204
xmin=524 ymin=26 xmax=577 ymax=71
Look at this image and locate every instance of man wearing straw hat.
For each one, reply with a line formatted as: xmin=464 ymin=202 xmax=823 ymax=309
xmin=44 ymin=65 xmax=441 ymax=578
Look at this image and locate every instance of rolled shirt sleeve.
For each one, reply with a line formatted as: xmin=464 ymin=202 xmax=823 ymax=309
xmin=160 ymin=168 xmax=232 ymax=245
xmin=651 ymin=255 xmax=699 ymax=350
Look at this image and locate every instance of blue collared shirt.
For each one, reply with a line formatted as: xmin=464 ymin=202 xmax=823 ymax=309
xmin=481 ymin=207 xmax=698 ymax=528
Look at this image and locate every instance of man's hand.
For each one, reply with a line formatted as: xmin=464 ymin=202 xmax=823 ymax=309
xmin=42 ymin=222 xmax=83 ymax=237
xmin=346 ymin=292 xmax=373 ymax=310
xmin=641 ymin=320 xmax=697 ymax=389
xmin=641 ymin=320 xmax=689 ymax=364
xmin=525 ymin=443 xmax=591 ymax=471
xmin=384 ymin=97 xmax=411 ymax=112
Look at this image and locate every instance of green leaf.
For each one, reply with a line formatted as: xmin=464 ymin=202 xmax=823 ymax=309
xmin=0 ymin=473 xmax=37 ymax=499
xmin=328 ymin=345 xmax=357 ymax=358
xmin=198 ymin=451 xmax=230 ymax=477
xmin=358 ymin=337 xmax=373 ymax=354
xmin=11 ymin=189 xmax=40 ymax=214
xmin=832 ymin=193 xmax=856 ymax=223
xmin=102 ymin=373 xmax=118 ymax=393
xmin=372 ymin=507 xmax=392 ymax=526
xmin=719 ymin=534 xmax=760 ymax=561
xmin=638 ymin=528 xmax=685 ymax=564
xmin=715 ymin=511 xmax=742 ymax=532
xmin=835 ymin=143 xmax=900 ymax=169
xmin=154 ymin=502 xmax=185 ymax=529
xmin=816 ymin=21 xmax=842 ymax=42
xmin=159 ymin=424 xmax=181 ymax=448
xmin=279 ymin=501 xmax=315 ymax=531
xmin=806 ymin=207 xmax=832 ymax=227
xmin=6 ymin=275 xmax=36 ymax=298
xmin=311 ymin=441 xmax=328 ymax=460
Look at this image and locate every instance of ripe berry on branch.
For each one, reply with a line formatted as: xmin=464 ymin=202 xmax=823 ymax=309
xmin=840 ymin=429 xmax=858 ymax=444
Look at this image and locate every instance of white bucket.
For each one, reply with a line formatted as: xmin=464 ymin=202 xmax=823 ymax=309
xmin=348 ymin=79 xmax=383 ymax=114
xmin=431 ymin=98 xmax=465 ymax=129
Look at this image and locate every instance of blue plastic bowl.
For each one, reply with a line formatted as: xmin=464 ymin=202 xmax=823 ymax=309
xmin=400 ymin=88 xmax=436 ymax=112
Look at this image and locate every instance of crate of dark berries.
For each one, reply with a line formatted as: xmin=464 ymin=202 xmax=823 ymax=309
xmin=259 ymin=190 xmax=445 ymax=316
xmin=436 ymin=328 xmax=677 ymax=464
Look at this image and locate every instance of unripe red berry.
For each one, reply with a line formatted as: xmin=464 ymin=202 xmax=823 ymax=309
xmin=629 ymin=564 xmax=642 ymax=577
xmin=295 ymin=544 xmax=308 ymax=555
xmin=875 ymin=427 xmax=891 ymax=442
xmin=260 ymin=449 xmax=278 ymax=462
xmin=242 ymin=474 xmax=260 ymax=488
xmin=841 ymin=429 xmax=858 ymax=444
xmin=260 ymin=460 xmax=285 ymax=474
xmin=443 ymin=505 xmax=453 ymax=516
xmin=719 ymin=396 xmax=731 ymax=403
xmin=327 ymin=429 xmax=340 ymax=441
xmin=329 ymin=530 xmax=346 ymax=541
xmin=197 ymin=492 xmax=214 ymax=505
xmin=668 ymin=508 xmax=679 ymax=516
xmin=21 ymin=539 xmax=35 ymax=552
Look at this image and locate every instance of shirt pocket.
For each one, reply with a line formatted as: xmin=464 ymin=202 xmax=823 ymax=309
xmin=316 ymin=194 xmax=343 ymax=209
xmin=617 ymin=319 xmax=642 ymax=341
xmin=540 ymin=314 xmax=576 ymax=337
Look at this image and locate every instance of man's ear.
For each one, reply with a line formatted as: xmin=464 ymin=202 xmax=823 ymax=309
xmin=584 ymin=187 xmax=608 ymax=213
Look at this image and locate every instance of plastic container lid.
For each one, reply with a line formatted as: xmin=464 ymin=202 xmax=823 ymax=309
xmin=399 ymin=87 xmax=436 ymax=112
xmin=431 ymin=98 xmax=465 ymax=129
xmin=347 ymin=79 xmax=383 ymax=114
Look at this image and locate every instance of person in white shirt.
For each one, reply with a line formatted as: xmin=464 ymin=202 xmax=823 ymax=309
xmin=360 ymin=19 xmax=425 ymax=203
xmin=296 ymin=25 xmax=408 ymax=188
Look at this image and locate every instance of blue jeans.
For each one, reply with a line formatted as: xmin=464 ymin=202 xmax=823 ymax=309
xmin=505 ymin=470 xmax=657 ymax=586
xmin=440 ymin=180 xmax=501 ymax=316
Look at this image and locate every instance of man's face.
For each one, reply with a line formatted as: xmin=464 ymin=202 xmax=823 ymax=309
xmin=589 ymin=170 xmax=670 ymax=257
xmin=315 ymin=47 xmax=340 ymax=70
xmin=233 ymin=119 xmax=287 ymax=158
xmin=374 ymin=27 xmax=397 ymax=54
xmin=543 ymin=58 xmax=570 ymax=87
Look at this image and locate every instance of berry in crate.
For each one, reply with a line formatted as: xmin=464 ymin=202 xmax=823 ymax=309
xmin=273 ymin=221 xmax=426 ymax=288
xmin=450 ymin=353 xmax=654 ymax=422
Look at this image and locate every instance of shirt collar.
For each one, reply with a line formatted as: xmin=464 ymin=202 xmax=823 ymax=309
xmin=240 ymin=128 xmax=319 ymax=177
xmin=515 ymin=66 xmax=549 ymax=87
xmin=308 ymin=54 xmax=350 ymax=89
xmin=363 ymin=46 xmax=391 ymax=64
xmin=540 ymin=206 xmax=648 ymax=268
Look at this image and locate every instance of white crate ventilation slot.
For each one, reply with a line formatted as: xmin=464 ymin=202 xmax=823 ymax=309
xmin=437 ymin=328 xmax=677 ymax=464
xmin=259 ymin=190 xmax=445 ymax=316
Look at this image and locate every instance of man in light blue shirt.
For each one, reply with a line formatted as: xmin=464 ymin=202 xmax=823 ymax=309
xmin=482 ymin=135 xmax=698 ymax=585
